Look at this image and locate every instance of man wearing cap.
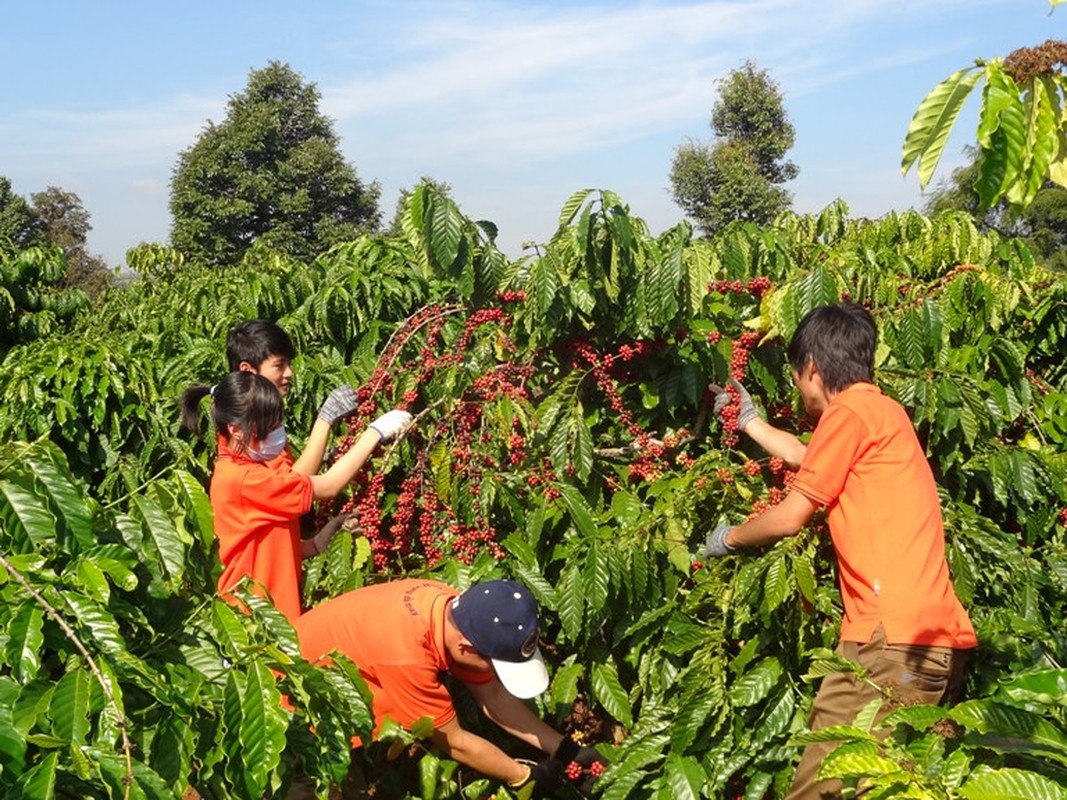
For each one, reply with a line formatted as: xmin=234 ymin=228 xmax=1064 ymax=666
xmin=292 ymin=578 xmax=605 ymax=795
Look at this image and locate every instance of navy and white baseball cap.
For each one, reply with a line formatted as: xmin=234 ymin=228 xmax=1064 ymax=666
xmin=451 ymin=580 xmax=549 ymax=699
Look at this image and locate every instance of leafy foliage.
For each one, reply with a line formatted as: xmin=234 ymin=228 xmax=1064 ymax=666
xmin=903 ymin=40 xmax=1067 ymax=214
xmin=1 ymin=185 xmax=1065 ymax=797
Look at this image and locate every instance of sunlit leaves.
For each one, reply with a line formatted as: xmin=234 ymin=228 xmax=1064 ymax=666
xmin=902 ymin=66 xmax=983 ymax=189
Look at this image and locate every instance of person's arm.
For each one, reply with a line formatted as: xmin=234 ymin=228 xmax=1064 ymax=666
xmin=464 ymin=676 xmax=564 ymax=755
xmin=723 ymin=490 xmax=817 ymax=550
xmin=291 ymin=418 xmax=332 ymax=475
xmin=430 ymin=715 xmax=530 ymax=785
xmin=309 ymin=428 xmax=381 ymax=500
xmin=308 ymin=410 xmax=412 ymax=500
xmin=743 ymin=418 xmax=807 ymax=469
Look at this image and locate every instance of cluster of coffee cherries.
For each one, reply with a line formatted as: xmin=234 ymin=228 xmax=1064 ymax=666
xmin=710 ymin=275 xmax=773 ymax=300
xmin=564 ymin=760 xmax=606 ymax=781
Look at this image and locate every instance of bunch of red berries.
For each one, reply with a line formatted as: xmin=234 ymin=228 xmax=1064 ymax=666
xmin=747 ymin=276 xmax=772 ymax=299
xmin=1059 ymin=507 xmax=1067 ymax=528
xmin=563 ymin=761 xmax=605 ymax=782
xmin=494 ymin=289 xmax=527 ymax=303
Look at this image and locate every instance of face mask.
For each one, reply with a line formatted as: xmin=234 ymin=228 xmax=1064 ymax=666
xmin=248 ymin=425 xmax=286 ymax=462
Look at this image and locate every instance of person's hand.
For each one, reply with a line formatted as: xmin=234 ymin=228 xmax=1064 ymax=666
xmin=369 ymin=409 xmax=413 ymax=443
xmin=318 ymin=385 xmax=359 ymax=426
xmin=707 ymin=379 xmax=761 ymax=432
xmin=307 ymin=513 xmax=346 ymax=556
xmin=510 ymin=757 xmax=561 ymax=797
xmin=555 ymin=735 xmax=609 ymax=794
xmin=704 ymin=522 xmax=736 ymax=558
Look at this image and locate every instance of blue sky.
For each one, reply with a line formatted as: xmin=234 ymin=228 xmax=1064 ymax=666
xmin=0 ymin=1 xmax=1059 ymax=266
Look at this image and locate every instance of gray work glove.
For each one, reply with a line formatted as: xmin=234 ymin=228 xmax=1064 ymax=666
xmin=318 ymin=385 xmax=359 ymax=426
xmin=369 ymin=409 xmax=413 ymax=443
xmin=707 ymin=378 xmax=761 ymax=431
xmin=704 ymin=522 xmax=736 ymax=557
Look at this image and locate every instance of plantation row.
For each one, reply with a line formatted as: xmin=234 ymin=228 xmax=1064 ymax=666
xmin=1 ymin=188 xmax=1066 ymax=798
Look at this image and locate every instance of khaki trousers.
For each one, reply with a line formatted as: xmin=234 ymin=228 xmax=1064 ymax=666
xmin=784 ymin=625 xmax=968 ymax=800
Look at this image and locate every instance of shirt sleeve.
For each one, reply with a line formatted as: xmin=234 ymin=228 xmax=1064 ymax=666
xmin=240 ymin=467 xmax=314 ymax=521
xmin=792 ymin=404 xmax=866 ymax=508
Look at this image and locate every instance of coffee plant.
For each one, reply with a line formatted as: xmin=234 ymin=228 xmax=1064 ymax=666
xmin=0 ymin=184 xmax=1065 ymax=798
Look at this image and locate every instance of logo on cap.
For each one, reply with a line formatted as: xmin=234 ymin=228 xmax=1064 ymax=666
xmin=520 ymin=630 xmax=539 ymax=658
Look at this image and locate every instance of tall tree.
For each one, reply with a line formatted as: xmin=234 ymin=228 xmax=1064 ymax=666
xmin=0 ymin=177 xmax=46 ymax=250
xmin=670 ymin=61 xmax=798 ymax=235
xmin=170 ymin=61 xmax=381 ymax=267
xmin=30 ymin=187 xmax=113 ymax=296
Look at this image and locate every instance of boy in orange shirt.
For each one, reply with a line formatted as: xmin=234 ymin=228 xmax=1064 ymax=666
xmin=703 ymin=302 xmax=976 ymax=800
xmin=292 ymin=579 xmax=608 ymax=797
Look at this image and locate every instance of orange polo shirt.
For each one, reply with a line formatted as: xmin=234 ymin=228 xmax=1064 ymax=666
xmin=792 ymin=383 xmax=977 ymax=649
xmin=294 ymin=580 xmax=493 ymax=736
xmin=210 ymin=436 xmax=313 ymax=622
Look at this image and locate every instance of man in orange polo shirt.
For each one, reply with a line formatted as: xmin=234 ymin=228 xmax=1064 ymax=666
xmin=293 ymin=579 xmax=608 ymax=797
xmin=703 ymin=302 xmax=976 ymax=800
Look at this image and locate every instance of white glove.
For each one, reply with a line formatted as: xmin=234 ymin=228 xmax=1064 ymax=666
xmin=369 ymin=409 xmax=413 ymax=443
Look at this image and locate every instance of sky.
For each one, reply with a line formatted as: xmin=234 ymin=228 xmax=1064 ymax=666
xmin=0 ymin=1 xmax=1061 ymax=267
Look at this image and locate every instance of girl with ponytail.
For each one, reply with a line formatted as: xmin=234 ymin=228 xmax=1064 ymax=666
xmin=181 ymin=372 xmax=412 ymax=621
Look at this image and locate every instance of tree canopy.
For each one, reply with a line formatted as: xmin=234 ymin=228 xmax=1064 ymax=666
xmin=670 ymin=61 xmax=798 ymax=235
xmin=170 ymin=61 xmax=382 ymax=267
xmin=0 ymin=176 xmax=46 ymax=250
xmin=31 ymin=186 xmax=113 ymax=295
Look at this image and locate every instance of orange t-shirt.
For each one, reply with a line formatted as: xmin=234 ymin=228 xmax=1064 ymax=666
xmin=210 ymin=436 xmax=313 ymax=622
xmin=294 ymin=580 xmax=493 ymax=736
xmin=791 ymin=383 xmax=977 ymax=649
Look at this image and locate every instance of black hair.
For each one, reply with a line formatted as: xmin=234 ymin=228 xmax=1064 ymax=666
xmin=180 ymin=372 xmax=284 ymax=453
xmin=226 ymin=319 xmax=296 ymax=372
xmin=787 ymin=302 xmax=877 ymax=393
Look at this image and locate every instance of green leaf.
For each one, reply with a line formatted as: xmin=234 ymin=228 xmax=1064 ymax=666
xmin=664 ymin=754 xmax=704 ymax=800
xmin=50 ymin=668 xmax=90 ymax=744
xmin=818 ymin=741 xmax=903 ymax=781
xmin=556 ymin=484 xmax=598 ymax=539
xmin=976 ymin=67 xmax=1027 ymax=209
xmin=728 ymin=657 xmax=782 ymax=708
xmin=960 ymin=766 xmax=1067 ymax=800
xmin=23 ymin=447 xmax=94 ymax=552
xmin=239 ymin=660 xmax=287 ymax=799
xmin=950 ymin=699 xmax=1067 ymax=760
xmin=557 ymin=189 xmax=594 ymax=228
xmin=760 ymin=551 xmax=789 ymax=613
xmin=18 ymin=749 xmax=57 ymax=800
xmin=84 ymin=544 xmax=139 ymax=592
xmin=901 ymin=67 xmax=983 ymax=188
xmin=999 ymin=669 xmax=1067 ymax=708
xmin=4 ymin=602 xmax=44 ymax=683
xmin=0 ymin=479 xmax=56 ymax=550
xmin=550 ymin=662 xmax=583 ymax=711
xmin=556 ymin=564 xmax=583 ymax=641
xmin=591 ymin=660 xmax=633 ymax=727
xmin=581 ymin=539 xmax=610 ymax=618
xmin=137 ymin=493 xmax=188 ymax=579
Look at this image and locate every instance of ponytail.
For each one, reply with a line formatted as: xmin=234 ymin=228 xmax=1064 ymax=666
xmin=180 ymin=372 xmax=283 ymax=447
xmin=180 ymin=383 xmax=213 ymax=434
